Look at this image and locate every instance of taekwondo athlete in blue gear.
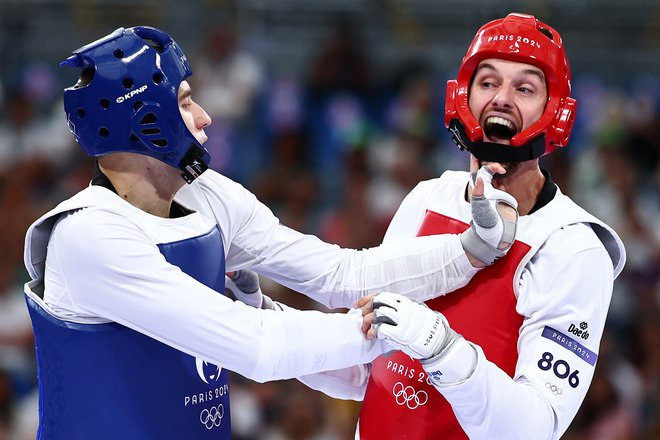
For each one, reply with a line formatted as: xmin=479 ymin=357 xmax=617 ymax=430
xmin=25 ymin=26 xmax=233 ymax=439
xmin=24 ymin=26 xmax=389 ymax=439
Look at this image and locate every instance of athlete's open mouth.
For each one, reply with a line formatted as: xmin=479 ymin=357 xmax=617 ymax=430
xmin=484 ymin=116 xmax=517 ymax=142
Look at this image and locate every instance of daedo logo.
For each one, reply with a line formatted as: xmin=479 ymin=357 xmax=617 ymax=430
xmin=568 ymin=322 xmax=589 ymax=340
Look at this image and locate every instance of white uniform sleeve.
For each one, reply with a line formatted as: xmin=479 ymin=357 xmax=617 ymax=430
xmin=179 ymin=172 xmax=478 ymax=309
xmin=294 ymin=306 xmax=371 ymax=400
xmin=382 ymin=179 xmax=434 ymax=241
xmin=45 ymin=208 xmax=389 ymax=383
xmin=296 ymin=364 xmax=371 ymax=401
xmin=431 ymin=223 xmax=615 ymax=440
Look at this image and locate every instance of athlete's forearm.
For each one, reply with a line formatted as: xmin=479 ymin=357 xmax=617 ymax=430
xmin=296 ymin=364 xmax=370 ymax=401
xmin=250 ymin=229 xmax=478 ymax=309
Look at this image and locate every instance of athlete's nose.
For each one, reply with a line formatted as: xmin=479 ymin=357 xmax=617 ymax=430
xmin=195 ymin=103 xmax=212 ymax=129
xmin=491 ymin=86 xmax=514 ymax=109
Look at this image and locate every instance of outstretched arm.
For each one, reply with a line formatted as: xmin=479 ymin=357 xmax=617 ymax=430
xmin=178 ymin=169 xmax=518 ymax=309
xmin=47 ymin=213 xmax=393 ymax=385
xmin=226 ymin=270 xmax=371 ymax=400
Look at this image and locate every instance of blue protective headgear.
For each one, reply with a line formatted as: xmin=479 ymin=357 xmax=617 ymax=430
xmin=61 ymin=26 xmax=209 ymax=183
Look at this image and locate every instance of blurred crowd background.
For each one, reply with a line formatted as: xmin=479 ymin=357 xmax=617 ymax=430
xmin=0 ymin=1 xmax=658 ymax=439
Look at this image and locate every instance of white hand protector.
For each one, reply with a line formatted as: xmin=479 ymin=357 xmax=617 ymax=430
xmin=225 ymin=270 xmax=277 ymax=310
xmin=371 ymin=292 xmax=477 ymax=384
xmin=460 ymin=165 xmax=519 ymax=265
xmin=371 ymin=292 xmax=450 ymax=359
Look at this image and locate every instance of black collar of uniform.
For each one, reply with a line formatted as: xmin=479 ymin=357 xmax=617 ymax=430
xmin=91 ymin=162 xmax=193 ymax=218
xmin=529 ymin=168 xmax=557 ymax=214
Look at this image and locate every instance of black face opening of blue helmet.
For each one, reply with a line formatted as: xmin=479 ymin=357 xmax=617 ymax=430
xmin=61 ymin=26 xmax=210 ymax=183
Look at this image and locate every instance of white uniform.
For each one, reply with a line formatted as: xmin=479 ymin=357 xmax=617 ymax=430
xmin=356 ymin=170 xmax=626 ymax=440
xmin=25 ymin=169 xmax=478 ymax=383
xmin=176 ymin=169 xmax=479 ymax=309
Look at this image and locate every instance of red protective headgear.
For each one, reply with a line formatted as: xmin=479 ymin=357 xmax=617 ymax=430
xmin=445 ymin=13 xmax=577 ymax=162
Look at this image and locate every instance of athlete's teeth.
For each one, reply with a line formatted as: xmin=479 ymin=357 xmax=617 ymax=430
xmin=486 ymin=116 xmax=514 ymax=130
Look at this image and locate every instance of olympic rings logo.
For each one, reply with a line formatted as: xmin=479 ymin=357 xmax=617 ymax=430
xmin=545 ymin=382 xmax=563 ymax=395
xmin=200 ymin=404 xmax=225 ymax=429
xmin=392 ymin=381 xmax=428 ymax=409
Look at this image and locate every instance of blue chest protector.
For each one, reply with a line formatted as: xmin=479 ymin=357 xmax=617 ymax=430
xmin=26 ymin=225 xmax=232 ymax=439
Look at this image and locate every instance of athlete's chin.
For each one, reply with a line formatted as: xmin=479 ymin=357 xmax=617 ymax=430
xmin=479 ymin=160 xmax=517 ymax=179
xmin=478 ymin=160 xmax=507 ymax=170
xmin=484 ymin=137 xmax=512 ymax=146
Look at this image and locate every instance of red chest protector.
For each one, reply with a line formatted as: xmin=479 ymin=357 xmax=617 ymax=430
xmin=359 ymin=210 xmax=531 ymax=439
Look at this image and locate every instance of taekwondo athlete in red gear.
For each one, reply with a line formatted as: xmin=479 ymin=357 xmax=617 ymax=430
xmin=23 ymin=26 xmax=522 ymax=439
xmin=357 ymin=13 xmax=626 ymax=440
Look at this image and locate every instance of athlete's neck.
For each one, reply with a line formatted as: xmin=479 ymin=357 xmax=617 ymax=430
xmin=469 ymin=156 xmax=546 ymax=216
xmin=493 ymin=161 xmax=545 ymax=216
xmin=98 ymin=153 xmax=185 ymax=218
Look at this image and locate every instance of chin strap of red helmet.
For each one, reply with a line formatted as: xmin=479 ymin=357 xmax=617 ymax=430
xmin=448 ymin=119 xmax=546 ymax=163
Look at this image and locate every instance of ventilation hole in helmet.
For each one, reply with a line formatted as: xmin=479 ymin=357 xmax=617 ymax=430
xmin=153 ymin=72 xmax=164 ymax=84
xmin=152 ymin=139 xmax=168 ymax=148
xmin=133 ymin=101 xmax=143 ymax=110
xmin=75 ymin=68 xmax=95 ymax=89
xmin=76 ymin=108 xmax=86 ymax=118
xmin=100 ymin=98 xmax=110 ymax=109
xmin=538 ymin=27 xmax=554 ymax=41
xmin=99 ymin=127 xmax=110 ymax=137
xmin=122 ymin=78 xmax=135 ymax=89
xmin=143 ymin=38 xmax=165 ymax=54
xmin=130 ymin=134 xmax=139 ymax=142
xmin=113 ymin=49 xmax=124 ymax=59
xmin=140 ymin=128 xmax=161 ymax=135
xmin=140 ymin=112 xmax=157 ymax=124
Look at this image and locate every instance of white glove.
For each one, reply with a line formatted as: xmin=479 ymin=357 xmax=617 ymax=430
xmin=371 ymin=292 xmax=450 ymax=359
xmin=460 ymin=165 xmax=519 ymax=265
xmin=225 ymin=270 xmax=276 ymax=310
xmin=371 ymin=292 xmax=477 ymax=384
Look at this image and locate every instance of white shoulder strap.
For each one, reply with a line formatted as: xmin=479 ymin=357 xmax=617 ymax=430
xmin=519 ymin=187 xmax=626 ymax=278
xmin=24 ymin=186 xmax=115 ymax=280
